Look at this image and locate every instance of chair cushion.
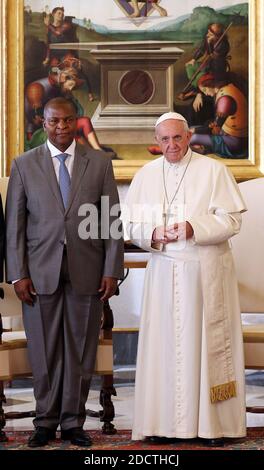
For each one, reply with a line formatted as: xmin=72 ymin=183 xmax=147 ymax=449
xmin=2 ymin=331 xmax=26 ymax=341
xmin=0 ymin=334 xmax=113 ymax=376
xmin=0 ymin=338 xmax=31 ymax=380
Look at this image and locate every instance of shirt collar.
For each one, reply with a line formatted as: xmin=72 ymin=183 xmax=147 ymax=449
xmin=47 ymin=139 xmax=76 ymax=158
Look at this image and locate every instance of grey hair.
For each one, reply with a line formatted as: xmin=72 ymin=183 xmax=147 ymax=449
xmin=182 ymin=121 xmax=190 ymax=132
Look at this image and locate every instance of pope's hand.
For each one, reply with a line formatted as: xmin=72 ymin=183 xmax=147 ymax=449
xmin=152 ymin=225 xmax=168 ymax=244
xmin=152 ymin=221 xmax=194 ymax=244
xmin=152 ymin=224 xmax=178 ymax=244
xmin=166 ymin=222 xmax=194 ymax=241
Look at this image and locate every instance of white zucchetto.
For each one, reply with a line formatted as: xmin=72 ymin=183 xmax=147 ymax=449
xmin=155 ymin=112 xmax=187 ymax=127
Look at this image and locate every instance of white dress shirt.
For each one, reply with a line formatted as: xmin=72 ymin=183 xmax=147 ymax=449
xmin=47 ymin=139 xmax=76 ymax=180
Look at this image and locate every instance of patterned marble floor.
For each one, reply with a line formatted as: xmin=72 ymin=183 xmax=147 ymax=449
xmin=2 ymin=368 xmax=264 ymax=432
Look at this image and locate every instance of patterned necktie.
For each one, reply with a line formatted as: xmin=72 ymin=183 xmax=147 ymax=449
xmin=55 ymin=153 xmax=71 ymax=209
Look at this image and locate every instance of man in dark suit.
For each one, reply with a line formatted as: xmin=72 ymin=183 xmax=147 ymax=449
xmin=5 ymin=97 xmax=124 ymax=447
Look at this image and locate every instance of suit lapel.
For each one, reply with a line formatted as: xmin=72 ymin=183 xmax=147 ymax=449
xmin=65 ymin=143 xmax=90 ymax=214
xmin=38 ymin=143 xmax=65 ymax=213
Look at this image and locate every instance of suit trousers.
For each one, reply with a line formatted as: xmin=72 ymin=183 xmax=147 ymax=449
xmin=22 ymin=249 xmax=103 ymax=430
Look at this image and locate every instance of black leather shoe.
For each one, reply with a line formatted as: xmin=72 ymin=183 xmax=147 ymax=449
xmin=203 ymin=438 xmax=225 ymax=447
xmin=146 ymin=436 xmax=178 ymax=444
xmin=28 ymin=427 xmax=56 ymax=448
xmin=61 ymin=427 xmax=92 ymax=447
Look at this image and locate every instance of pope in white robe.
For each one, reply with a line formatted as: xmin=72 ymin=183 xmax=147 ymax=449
xmin=122 ymin=112 xmax=247 ymax=443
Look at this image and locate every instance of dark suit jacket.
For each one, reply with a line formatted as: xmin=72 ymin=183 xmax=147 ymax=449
xmin=5 ymin=142 xmax=124 ymax=295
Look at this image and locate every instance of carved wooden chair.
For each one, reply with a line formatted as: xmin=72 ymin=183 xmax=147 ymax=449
xmin=0 ymin=177 xmax=116 ymax=442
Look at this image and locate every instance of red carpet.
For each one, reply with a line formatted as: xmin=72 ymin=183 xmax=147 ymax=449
xmin=1 ymin=428 xmax=264 ymax=450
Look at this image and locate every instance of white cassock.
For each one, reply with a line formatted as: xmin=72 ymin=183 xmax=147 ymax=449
xmin=123 ymin=149 xmax=247 ymax=440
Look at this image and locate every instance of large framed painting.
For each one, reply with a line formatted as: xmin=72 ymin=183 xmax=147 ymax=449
xmin=1 ymin=0 xmax=264 ymax=180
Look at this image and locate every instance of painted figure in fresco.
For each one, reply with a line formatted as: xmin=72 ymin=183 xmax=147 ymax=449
xmin=179 ymin=23 xmax=231 ymax=112
xmin=43 ymin=6 xmax=94 ymax=102
xmin=25 ymin=65 xmax=100 ymax=150
xmin=43 ymin=7 xmax=78 ymax=65
xmin=127 ymin=1 xmax=167 ymax=18
xmin=190 ymin=73 xmax=248 ymax=158
xmin=24 ymin=5 xmax=32 ymax=25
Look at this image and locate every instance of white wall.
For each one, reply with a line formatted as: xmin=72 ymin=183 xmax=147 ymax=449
xmin=110 ymin=183 xmax=145 ymax=329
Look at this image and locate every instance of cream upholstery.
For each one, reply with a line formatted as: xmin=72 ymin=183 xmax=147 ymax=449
xmin=0 ymin=177 xmax=24 ymax=329
xmin=234 ymin=178 xmax=264 ymax=313
xmin=232 ymin=178 xmax=264 ymax=413
xmin=232 ymin=178 xmax=264 ymax=370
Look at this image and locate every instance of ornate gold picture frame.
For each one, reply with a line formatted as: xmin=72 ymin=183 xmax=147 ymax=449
xmin=1 ymin=0 xmax=263 ymax=181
